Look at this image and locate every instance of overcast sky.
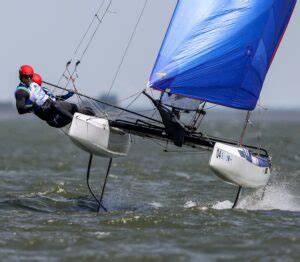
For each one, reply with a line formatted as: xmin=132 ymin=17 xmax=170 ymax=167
xmin=1 ymin=0 xmax=299 ymax=109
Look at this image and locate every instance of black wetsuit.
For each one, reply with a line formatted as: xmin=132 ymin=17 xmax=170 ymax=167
xmin=15 ymin=88 xmax=78 ymax=128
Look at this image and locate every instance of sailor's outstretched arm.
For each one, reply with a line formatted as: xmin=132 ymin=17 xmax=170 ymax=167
xmin=56 ymin=91 xmax=74 ymax=101
xmin=15 ymin=90 xmax=32 ymax=114
xmin=42 ymin=86 xmax=74 ymax=101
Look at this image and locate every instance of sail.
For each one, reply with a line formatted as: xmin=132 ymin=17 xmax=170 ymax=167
xmin=148 ymin=0 xmax=297 ymax=110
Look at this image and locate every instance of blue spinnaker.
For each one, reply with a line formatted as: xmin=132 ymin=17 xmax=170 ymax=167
xmin=148 ymin=0 xmax=296 ymax=110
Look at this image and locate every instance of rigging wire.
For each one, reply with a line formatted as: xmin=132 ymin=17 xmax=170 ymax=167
xmin=106 ymin=0 xmax=149 ymax=99
xmin=54 ymin=0 xmax=112 ymax=96
xmin=52 ymin=0 xmax=151 ymax=119
xmin=74 ymin=0 xmax=106 ymax=55
xmin=116 ymin=91 xmax=143 ymax=118
xmin=149 ymin=88 xmax=161 ymax=120
xmin=239 ymin=111 xmax=251 ymax=146
xmin=135 ymin=108 xmax=157 ymax=113
xmin=65 ymin=61 xmax=85 ymax=105
xmin=150 ymin=109 xmax=159 ymax=120
xmin=56 ymin=0 xmax=148 ymax=118
xmin=189 ymin=102 xmax=206 ymax=130
xmin=204 ymin=104 xmax=219 ymax=110
xmin=146 ymin=136 xmax=210 ymax=155
xmin=55 ymin=0 xmax=107 ymax=88
xmin=70 ymin=0 xmax=113 ymax=113
xmin=115 ymin=90 xmax=145 ymax=104
xmin=256 ymin=97 xmax=266 ymax=151
xmin=44 ymin=81 xmax=163 ymax=124
xmin=79 ymin=0 xmax=113 ymax=61
xmin=146 ymin=136 xmax=171 ymax=150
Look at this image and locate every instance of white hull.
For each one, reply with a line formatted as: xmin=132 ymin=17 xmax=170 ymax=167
xmin=209 ymin=143 xmax=271 ymax=188
xmin=69 ymin=113 xmax=131 ymax=158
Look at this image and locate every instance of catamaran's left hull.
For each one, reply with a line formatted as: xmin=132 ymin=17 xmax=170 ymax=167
xmin=69 ymin=113 xmax=131 ymax=158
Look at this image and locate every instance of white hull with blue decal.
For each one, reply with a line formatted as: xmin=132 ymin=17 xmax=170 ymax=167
xmin=209 ymin=143 xmax=271 ymax=188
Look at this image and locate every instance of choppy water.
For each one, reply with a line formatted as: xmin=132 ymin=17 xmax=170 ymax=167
xmin=0 ymin=111 xmax=299 ymax=261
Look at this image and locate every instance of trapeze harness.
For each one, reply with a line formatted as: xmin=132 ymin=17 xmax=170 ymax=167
xmin=15 ymin=82 xmax=78 ymax=128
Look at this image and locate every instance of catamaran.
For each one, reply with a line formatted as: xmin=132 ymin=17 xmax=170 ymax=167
xmin=45 ymin=0 xmax=297 ymax=211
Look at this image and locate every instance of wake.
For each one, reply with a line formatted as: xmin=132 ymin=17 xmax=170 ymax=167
xmin=184 ymin=179 xmax=300 ymax=212
xmin=213 ymin=180 xmax=300 ymax=211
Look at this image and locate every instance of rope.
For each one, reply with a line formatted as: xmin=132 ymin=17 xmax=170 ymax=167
xmin=106 ymin=0 xmax=149 ymax=99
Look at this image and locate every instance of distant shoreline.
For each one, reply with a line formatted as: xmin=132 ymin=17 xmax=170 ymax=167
xmin=1 ymin=105 xmax=299 ymax=122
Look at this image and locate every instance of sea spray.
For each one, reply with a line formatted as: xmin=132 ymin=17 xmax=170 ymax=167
xmin=238 ymin=179 xmax=300 ymax=211
xmin=209 ymin=178 xmax=300 ymax=211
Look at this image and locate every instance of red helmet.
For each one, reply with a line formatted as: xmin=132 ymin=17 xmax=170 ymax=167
xmin=32 ymin=73 xmax=43 ymax=86
xmin=19 ymin=65 xmax=34 ymax=76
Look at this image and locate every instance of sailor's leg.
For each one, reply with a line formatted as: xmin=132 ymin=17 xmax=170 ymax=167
xmin=78 ymin=106 xmax=95 ymax=116
xmin=45 ymin=101 xmax=78 ymax=128
xmin=46 ymin=115 xmax=72 ymax=128
xmin=54 ymin=100 xmax=95 ymax=118
xmin=34 ymin=100 xmax=56 ymax=121
xmin=52 ymin=101 xmax=78 ymax=120
xmin=232 ymin=186 xmax=242 ymax=209
xmin=46 ymin=118 xmax=61 ymax=128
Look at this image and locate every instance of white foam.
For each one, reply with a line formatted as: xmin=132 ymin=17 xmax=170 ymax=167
xmin=212 ymin=200 xmax=233 ymax=210
xmin=175 ymin=172 xmax=191 ymax=180
xmin=93 ymin=232 xmax=111 ymax=239
xmin=209 ymin=180 xmax=300 ymax=211
xmin=149 ymin=202 xmax=163 ymax=208
xmin=238 ymin=181 xmax=300 ymax=211
xmin=184 ymin=200 xmax=197 ymax=208
xmin=56 ymin=185 xmax=65 ymax=194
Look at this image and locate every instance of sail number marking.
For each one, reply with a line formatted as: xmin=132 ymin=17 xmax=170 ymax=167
xmin=216 ymin=149 xmax=232 ymax=162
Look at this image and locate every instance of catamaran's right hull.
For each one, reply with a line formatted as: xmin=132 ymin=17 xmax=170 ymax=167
xmin=209 ymin=143 xmax=271 ymax=188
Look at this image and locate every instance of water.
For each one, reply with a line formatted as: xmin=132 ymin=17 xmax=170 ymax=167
xmin=0 ymin=111 xmax=300 ymax=261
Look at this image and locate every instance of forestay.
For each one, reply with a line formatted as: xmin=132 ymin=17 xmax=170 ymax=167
xmin=148 ymin=0 xmax=297 ymax=110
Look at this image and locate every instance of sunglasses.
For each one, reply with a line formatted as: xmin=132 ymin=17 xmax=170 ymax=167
xmin=21 ymin=75 xmax=33 ymax=79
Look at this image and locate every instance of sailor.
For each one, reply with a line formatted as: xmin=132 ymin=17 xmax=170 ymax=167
xmin=32 ymin=73 xmax=74 ymax=102
xmin=15 ymin=65 xmax=93 ymax=128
